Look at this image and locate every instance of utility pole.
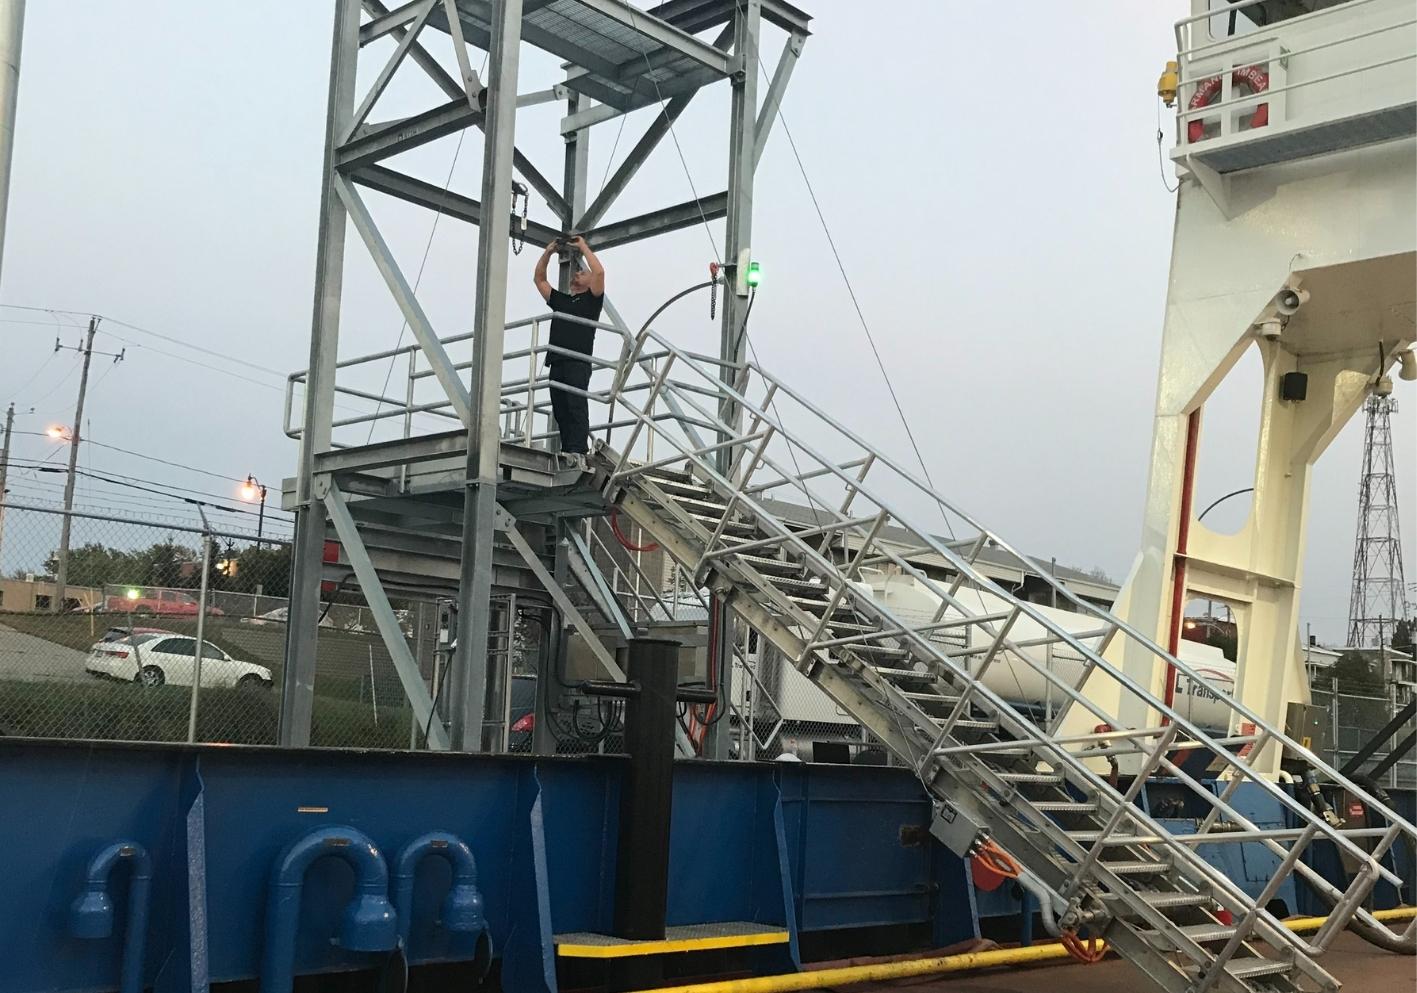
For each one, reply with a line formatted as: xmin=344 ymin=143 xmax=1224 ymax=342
xmin=0 ymin=401 xmax=14 ymax=569
xmin=51 ymin=316 xmax=98 ymax=613
xmin=0 ymin=0 xmax=25 ymax=285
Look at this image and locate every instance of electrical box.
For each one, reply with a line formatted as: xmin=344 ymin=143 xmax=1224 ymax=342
xmin=1284 ymin=702 xmax=1330 ymax=755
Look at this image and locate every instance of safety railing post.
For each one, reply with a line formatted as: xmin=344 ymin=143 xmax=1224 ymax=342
xmin=186 ymin=532 xmax=213 ymax=744
xmin=525 ymin=320 xmax=538 ymax=447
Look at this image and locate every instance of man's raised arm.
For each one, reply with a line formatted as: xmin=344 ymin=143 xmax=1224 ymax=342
xmin=572 ymin=236 xmax=605 ymax=296
xmin=533 ymin=240 xmax=556 ymax=302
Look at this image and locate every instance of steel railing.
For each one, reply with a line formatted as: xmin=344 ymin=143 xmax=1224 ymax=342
xmin=1171 ymin=0 xmax=1415 ymax=148
xmin=598 ymin=322 xmax=1417 ymax=984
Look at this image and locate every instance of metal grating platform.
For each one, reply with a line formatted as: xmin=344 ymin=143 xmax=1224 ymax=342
xmin=1191 ymin=102 xmax=1417 ymax=174
xmin=435 ymin=0 xmax=724 ymax=111
xmin=429 ymin=0 xmax=809 ymax=113
xmin=555 ymin=921 xmax=790 ymax=958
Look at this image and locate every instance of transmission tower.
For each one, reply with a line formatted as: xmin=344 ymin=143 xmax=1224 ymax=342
xmin=1346 ymin=395 xmax=1409 ymax=646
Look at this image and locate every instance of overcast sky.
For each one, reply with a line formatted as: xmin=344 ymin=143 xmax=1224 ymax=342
xmin=0 ymin=2 xmax=1411 ymax=645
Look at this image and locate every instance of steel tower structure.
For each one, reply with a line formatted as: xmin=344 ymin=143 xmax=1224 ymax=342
xmin=1347 ymin=395 xmax=1408 ymax=647
xmin=280 ymin=0 xmax=811 ymax=751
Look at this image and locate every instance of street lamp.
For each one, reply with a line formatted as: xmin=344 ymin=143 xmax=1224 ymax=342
xmin=240 ymin=474 xmax=268 ymax=545
xmin=45 ymin=424 xmax=71 ymax=440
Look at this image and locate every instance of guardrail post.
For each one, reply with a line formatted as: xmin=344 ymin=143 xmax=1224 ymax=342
xmin=186 ymin=532 xmax=213 ymax=743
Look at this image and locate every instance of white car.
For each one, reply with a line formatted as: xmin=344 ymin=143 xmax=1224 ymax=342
xmin=85 ymin=633 xmax=273 ymax=689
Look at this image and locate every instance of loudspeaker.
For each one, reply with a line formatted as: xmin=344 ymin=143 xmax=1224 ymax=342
xmin=1280 ymin=371 xmax=1308 ymax=402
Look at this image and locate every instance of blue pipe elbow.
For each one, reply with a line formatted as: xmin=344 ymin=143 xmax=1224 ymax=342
xmin=391 ymin=831 xmax=488 ymax=949
xmin=260 ymin=825 xmax=398 ymax=993
xmin=69 ymin=840 xmax=153 ymax=993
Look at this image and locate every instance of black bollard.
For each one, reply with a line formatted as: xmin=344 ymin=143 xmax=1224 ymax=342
xmin=613 ymin=637 xmax=681 ymax=941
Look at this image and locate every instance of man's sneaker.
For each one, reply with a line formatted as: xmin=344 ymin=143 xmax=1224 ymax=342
xmin=559 ymin=452 xmax=588 ymax=472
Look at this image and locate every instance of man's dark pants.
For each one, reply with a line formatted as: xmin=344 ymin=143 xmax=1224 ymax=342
xmin=549 ymin=360 xmax=592 ymax=454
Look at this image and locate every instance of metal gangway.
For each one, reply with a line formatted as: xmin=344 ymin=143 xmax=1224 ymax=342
xmin=297 ymin=307 xmax=1415 ymax=991
xmin=592 ymin=325 xmax=1417 ymax=993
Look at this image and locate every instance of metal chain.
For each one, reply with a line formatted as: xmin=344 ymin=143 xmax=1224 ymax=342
xmin=510 ymin=183 xmax=529 ymax=255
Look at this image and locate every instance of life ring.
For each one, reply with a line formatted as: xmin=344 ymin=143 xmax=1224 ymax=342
xmin=1187 ymin=65 xmax=1269 ymax=142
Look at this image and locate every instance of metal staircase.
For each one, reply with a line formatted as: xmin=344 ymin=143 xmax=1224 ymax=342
xmin=592 ymin=327 xmax=1417 ymax=993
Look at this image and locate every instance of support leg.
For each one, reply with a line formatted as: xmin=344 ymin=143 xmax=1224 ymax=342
xmin=449 ymin=0 xmax=524 ymax=752
xmin=280 ymin=0 xmax=360 ymax=746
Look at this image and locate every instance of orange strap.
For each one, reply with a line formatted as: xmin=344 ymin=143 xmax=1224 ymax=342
xmin=1060 ymin=929 xmax=1107 ymax=964
xmin=973 ymin=840 xmax=1021 ymax=880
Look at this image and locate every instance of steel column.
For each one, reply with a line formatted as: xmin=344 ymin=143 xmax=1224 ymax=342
xmin=449 ymin=0 xmax=524 ymax=752
xmin=280 ymin=0 xmax=360 ymax=746
xmin=559 ymin=85 xmax=588 ymax=289
xmin=706 ymin=0 xmax=760 ymax=759
xmin=0 ymin=0 xmax=22 ymax=286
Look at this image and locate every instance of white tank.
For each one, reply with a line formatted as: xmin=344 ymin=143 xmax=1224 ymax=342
xmin=862 ymin=571 xmax=1236 ymax=731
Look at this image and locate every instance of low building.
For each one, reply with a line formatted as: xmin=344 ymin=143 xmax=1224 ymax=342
xmin=0 ymin=578 xmax=102 ymax=614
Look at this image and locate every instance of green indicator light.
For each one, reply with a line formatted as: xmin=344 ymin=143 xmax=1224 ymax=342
xmin=746 ymin=261 xmax=762 ymax=287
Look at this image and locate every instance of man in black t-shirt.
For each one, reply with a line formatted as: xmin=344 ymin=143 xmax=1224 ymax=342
xmin=534 ymin=235 xmax=605 ymax=467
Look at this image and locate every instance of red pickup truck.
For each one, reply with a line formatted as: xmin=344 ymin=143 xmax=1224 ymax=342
xmin=104 ymin=588 xmax=224 ymax=617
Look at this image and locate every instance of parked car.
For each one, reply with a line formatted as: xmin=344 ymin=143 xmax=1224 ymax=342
xmin=508 ymin=675 xmax=537 ymax=752
xmin=85 ymin=633 xmax=272 ymax=689
xmin=102 ymin=589 xmax=225 ymax=617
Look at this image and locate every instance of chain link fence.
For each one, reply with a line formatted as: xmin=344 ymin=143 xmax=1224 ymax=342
xmin=1309 ymin=648 xmax=1416 ymax=789
xmin=0 ymin=503 xmax=434 ymax=749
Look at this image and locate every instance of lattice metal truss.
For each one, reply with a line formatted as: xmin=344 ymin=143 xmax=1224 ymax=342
xmin=1347 ymin=395 xmax=1409 ymax=648
xmin=280 ymin=0 xmax=811 ymax=751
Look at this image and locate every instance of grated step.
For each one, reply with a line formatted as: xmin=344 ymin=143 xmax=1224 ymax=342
xmin=1030 ymin=799 xmax=1099 ymax=813
xmin=765 ymin=575 xmax=831 ymax=595
xmin=1157 ymin=921 xmax=1235 ymax=943
xmin=665 ymin=495 xmax=733 ymax=516
xmin=736 ymin=553 xmax=801 ymax=575
xmin=900 ymin=690 xmax=962 ymax=704
xmin=685 ymin=512 xmax=757 ymax=536
xmin=943 ymin=718 xmax=999 ymax=732
xmin=1223 ymin=958 xmax=1294 ymax=981
xmin=873 ymin=665 xmax=937 ymax=680
xmin=995 ymin=770 xmax=1064 ymax=785
xmin=847 ymin=645 xmax=910 ymax=660
xmin=1068 ymin=830 xmax=1156 ymax=845
xmin=1101 ymin=859 xmax=1171 ymax=876
xmin=1134 ymin=890 xmax=1212 ymax=910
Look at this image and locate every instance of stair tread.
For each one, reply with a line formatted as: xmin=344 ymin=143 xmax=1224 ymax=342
xmin=1030 ymin=799 xmax=1099 ymax=812
xmin=1101 ymin=859 xmax=1171 ymax=875
xmin=1132 ymin=890 xmax=1212 ymax=910
xmin=1223 ymin=958 xmax=1294 ymax=980
xmin=872 ymin=665 xmax=937 ymax=679
xmin=995 ymin=770 xmax=1064 ymax=784
xmin=1158 ymin=921 xmax=1235 ymax=942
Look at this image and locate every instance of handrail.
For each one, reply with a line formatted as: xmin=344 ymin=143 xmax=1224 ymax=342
xmin=283 ymin=311 xmax=636 ymax=443
xmin=597 ymin=327 xmax=1417 ymax=978
xmin=606 ymin=324 xmax=1416 ymax=876
xmin=1174 ymin=0 xmax=1390 ymax=54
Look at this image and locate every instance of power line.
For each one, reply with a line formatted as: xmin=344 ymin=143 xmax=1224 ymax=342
xmin=22 ymin=358 xmax=80 ymax=408
xmin=626 ymin=5 xmax=720 ymax=262
xmin=6 ymin=350 xmax=58 ymax=399
xmin=9 ymin=430 xmax=252 ymax=485
xmin=98 ymin=314 xmax=288 ymax=378
xmin=8 ymin=457 xmax=292 ymax=515
xmin=761 ymin=91 xmax=952 ymax=536
xmin=14 ymin=462 xmax=275 ymax=519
